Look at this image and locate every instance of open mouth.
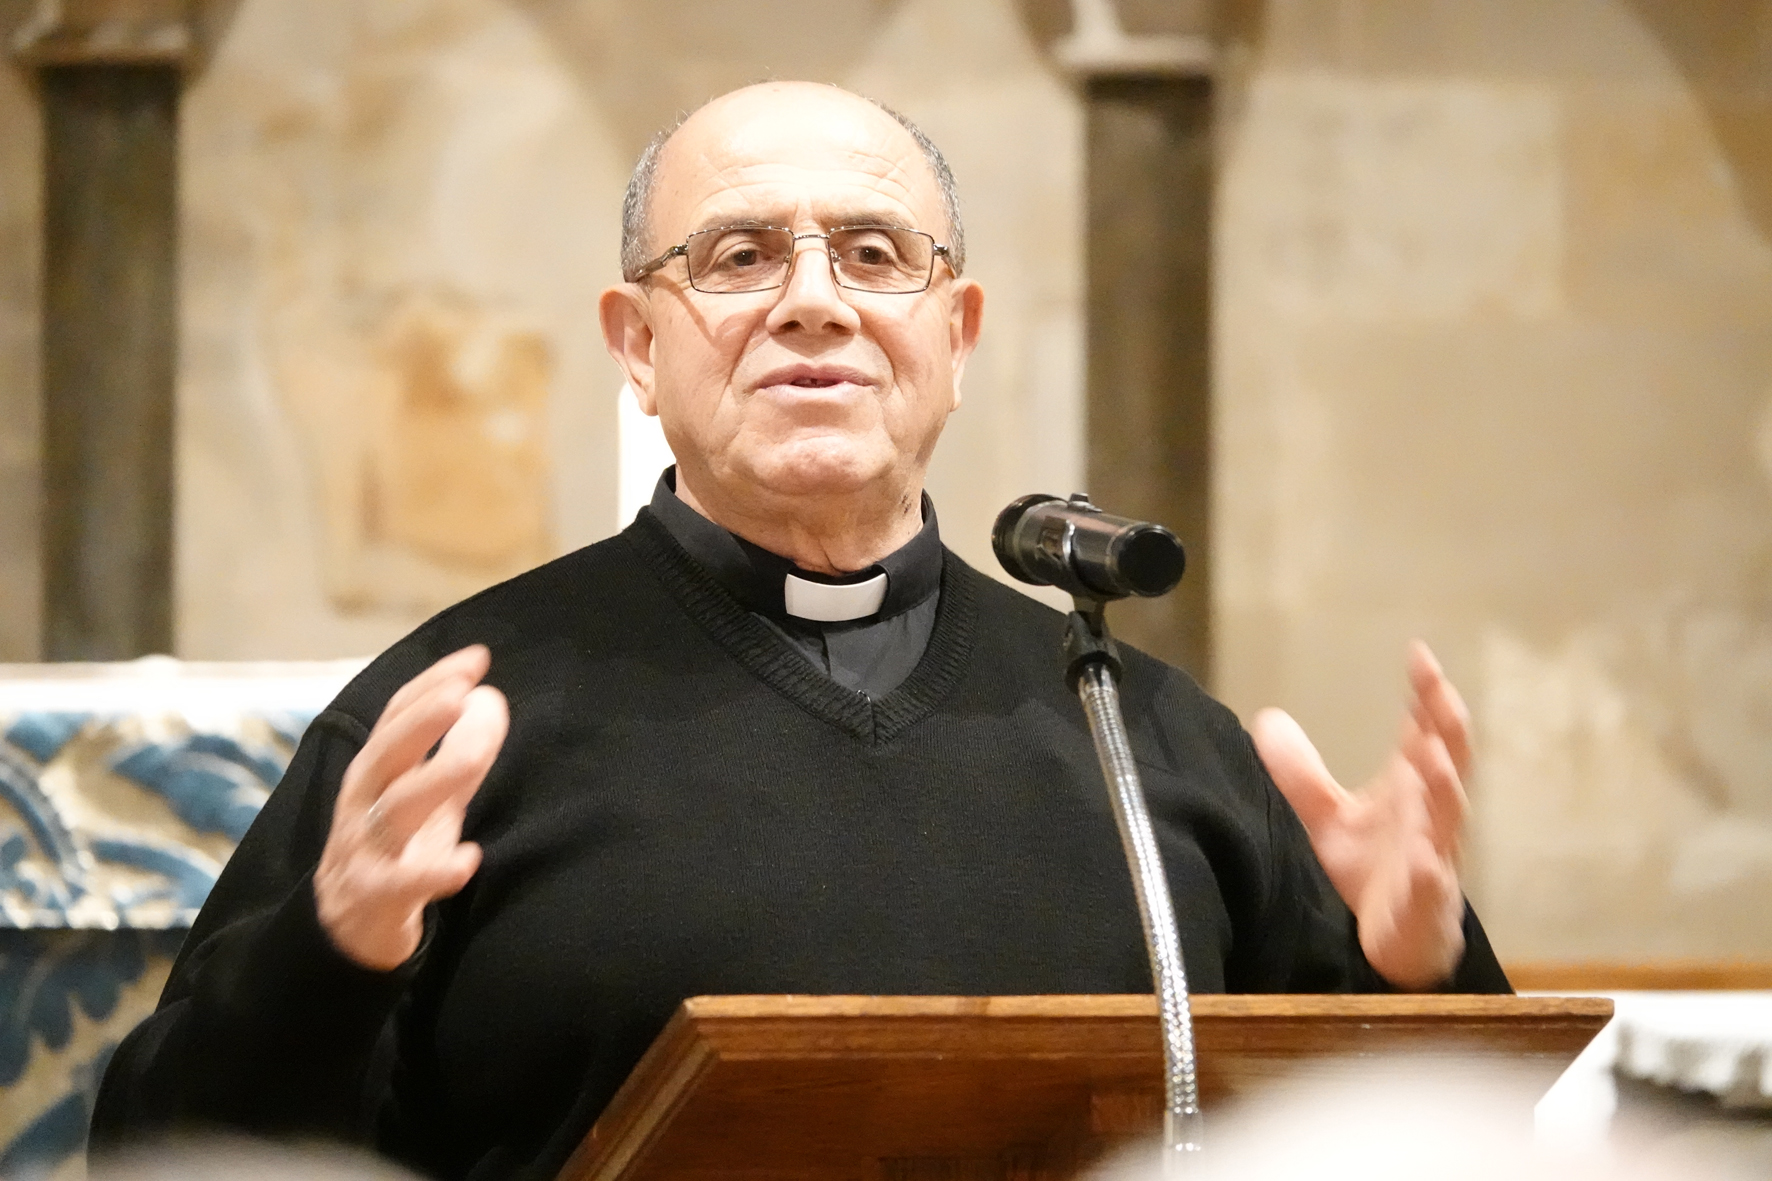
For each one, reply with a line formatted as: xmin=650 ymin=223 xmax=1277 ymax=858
xmin=757 ymin=364 xmax=871 ymax=393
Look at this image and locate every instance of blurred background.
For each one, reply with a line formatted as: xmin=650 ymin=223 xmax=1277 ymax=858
xmin=0 ymin=0 xmax=1771 ymax=1172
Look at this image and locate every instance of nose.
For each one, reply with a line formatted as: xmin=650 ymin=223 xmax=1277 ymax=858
xmin=765 ymin=237 xmax=862 ymax=336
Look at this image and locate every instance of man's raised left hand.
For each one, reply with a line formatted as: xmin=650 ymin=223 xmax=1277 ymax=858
xmin=1250 ymin=642 xmax=1471 ymax=990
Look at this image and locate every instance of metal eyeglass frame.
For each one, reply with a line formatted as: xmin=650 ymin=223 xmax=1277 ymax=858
xmin=625 ymin=224 xmax=953 ymax=294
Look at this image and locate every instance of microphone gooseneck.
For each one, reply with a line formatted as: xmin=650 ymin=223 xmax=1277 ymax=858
xmin=992 ymin=493 xmax=1185 ymax=601
xmin=995 ymin=492 xmax=1201 ymax=1174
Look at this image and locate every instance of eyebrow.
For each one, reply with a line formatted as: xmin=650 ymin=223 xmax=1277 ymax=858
xmin=691 ymin=216 xmax=782 ymax=233
xmin=822 ymin=211 xmax=916 ymax=231
xmin=688 ymin=211 xmax=920 ymax=235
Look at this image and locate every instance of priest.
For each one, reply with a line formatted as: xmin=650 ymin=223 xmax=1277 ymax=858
xmin=93 ymin=81 xmax=1507 ymax=1180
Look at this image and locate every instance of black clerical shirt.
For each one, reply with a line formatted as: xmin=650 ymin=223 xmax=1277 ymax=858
xmin=646 ymin=469 xmax=942 ymax=698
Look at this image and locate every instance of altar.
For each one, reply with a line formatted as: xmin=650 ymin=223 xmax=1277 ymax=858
xmin=0 ymin=659 xmax=359 ymax=1178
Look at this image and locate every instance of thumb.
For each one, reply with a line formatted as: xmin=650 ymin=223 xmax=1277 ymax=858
xmin=1250 ymin=708 xmax=1343 ymax=832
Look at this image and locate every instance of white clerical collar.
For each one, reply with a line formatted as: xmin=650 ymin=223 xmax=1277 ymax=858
xmin=783 ymin=571 xmax=889 ymax=622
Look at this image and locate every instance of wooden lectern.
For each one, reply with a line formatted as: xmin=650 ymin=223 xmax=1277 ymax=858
xmin=558 ymin=994 xmax=1613 ymax=1181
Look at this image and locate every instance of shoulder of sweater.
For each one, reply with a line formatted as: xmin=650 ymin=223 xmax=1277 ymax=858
xmin=948 ymin=550 xmax=1255 ymax=763
xmin=1119 ymin=641 xmax=1258 ymax=776
xmin=941 ymin=547 xmax=1064 ymax=635
xmin=321 ymin=531 xmax=650 ymax=730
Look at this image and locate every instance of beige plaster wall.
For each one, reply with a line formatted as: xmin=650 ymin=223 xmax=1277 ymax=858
xmin=176 ymin=0 xmax=628 ymax=658
xmin=1215 ymin=0 xmax=1772 ymax=958
xmin=172 ymin=0 xmax=1084 ymax=659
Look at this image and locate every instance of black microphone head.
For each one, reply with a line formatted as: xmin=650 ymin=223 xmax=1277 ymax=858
xmin=994 ymin=493 xmax=1186 ymax=600
xmin=1113 ymin=524 xmax=1186 ymax=597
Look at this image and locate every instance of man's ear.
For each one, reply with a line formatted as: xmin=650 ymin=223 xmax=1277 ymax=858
xmin=946 ymin=278 xmax=985 ymax=411
xmin=599 ymin=284 xmax=659 ymax=413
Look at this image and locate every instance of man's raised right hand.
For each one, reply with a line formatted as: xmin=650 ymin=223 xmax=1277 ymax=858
xmin=314 ymin=645 xmax=509 ymax=971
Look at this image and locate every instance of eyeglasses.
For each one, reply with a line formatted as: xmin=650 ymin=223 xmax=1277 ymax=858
xmin=627 ymin=225 xmax=951 ymax=294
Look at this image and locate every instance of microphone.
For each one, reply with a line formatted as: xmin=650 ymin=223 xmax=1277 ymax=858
xmin=992 ymin=493 xmax=1185 ymax=601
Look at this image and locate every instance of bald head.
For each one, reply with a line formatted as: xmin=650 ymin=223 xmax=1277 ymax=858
xmin=620 ymin=83 xmax=965 ymax=280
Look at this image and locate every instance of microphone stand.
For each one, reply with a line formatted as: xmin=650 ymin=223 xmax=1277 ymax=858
xmin=1064 ymin=598 xmax=1203 ymax=1174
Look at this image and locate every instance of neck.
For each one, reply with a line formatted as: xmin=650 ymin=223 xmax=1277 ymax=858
xmin=674 ymin=471 xmax=922 ymax=575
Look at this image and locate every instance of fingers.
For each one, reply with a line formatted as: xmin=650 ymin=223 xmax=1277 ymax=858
xmin=336 ymin=647 xmax=491 ymax=818
xmin=315 ymin=651 xmax=502 ymax=971
xmin=1358 ymin=847 xmax=1466 ymax=990
xmin=391 ymin=800 xmax=483 ymax=900
xmin=1407 ymin=641 xmax=1473 ymax=779
xmin=369 ymin=686 xmax=510 ymax=849
xmin=1354 ymin=749 xmax=1466 ymax=988
xmin=1399 ymin=714 xmax=1467 ymax=856
xmin=1250 ymin=708 xmax=1346 ymax=834
xmin=382 ymin=644 xmax=491 ymax=724
xmin=1400 ymin=641 xmax=1472 ymax=854
xmin=315 ymin=805 xmax=482 ymax=971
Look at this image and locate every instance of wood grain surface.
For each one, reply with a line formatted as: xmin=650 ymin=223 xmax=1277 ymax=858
xmin=558 ymin=994 xmax=1613 ymax=1181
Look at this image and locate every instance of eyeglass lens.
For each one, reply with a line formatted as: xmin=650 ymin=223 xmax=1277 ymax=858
xmin=684 ymin=227 xmax=935 ymax=293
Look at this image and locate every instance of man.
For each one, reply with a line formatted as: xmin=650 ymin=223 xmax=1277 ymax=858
xmin=93 ymin=82 xmax=1505 ymax=1179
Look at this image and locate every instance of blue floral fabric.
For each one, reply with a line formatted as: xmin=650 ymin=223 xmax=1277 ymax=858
xmin=0 ymin=710 xmax=305 ymax=1179
xmin=0 ymin=929 xmax=188 ymax=1179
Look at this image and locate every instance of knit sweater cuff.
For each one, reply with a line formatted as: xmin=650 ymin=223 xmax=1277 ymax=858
xmin=191 ymin=871 xmax=427 ymax=1079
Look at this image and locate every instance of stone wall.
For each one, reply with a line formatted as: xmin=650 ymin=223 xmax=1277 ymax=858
xmin=170 ymin=0 xmax=1084 ymax=658
xmin=1214 ymin=0 xmax=1772 ymax=958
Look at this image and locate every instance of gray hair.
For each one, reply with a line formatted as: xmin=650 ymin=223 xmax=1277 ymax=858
xmin=619 ymin=94 xmax=966 ymax=281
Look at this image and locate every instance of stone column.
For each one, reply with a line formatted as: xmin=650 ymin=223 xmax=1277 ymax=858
xmin=12 ymin=1 xmax=190 ymax=659
xmin=1058 ymin=1 xmax=1217 ymax=682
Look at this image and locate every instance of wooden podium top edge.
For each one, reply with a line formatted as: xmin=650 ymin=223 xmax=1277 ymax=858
xmin=680 ymin=993 xmax=1615 ymax=1021
xmin=564 ymin=994 xmax=1616 ymax=1181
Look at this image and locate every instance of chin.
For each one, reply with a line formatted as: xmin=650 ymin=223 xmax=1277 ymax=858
xmin=744 ymin=442 xmax=890 ymax=500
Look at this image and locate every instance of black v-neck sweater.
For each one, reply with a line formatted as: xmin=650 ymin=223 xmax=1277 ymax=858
xmin=92 ymin=511 xmax=1509 ymax=1179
